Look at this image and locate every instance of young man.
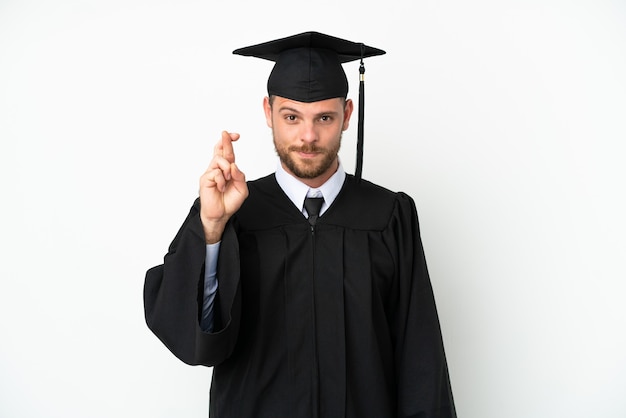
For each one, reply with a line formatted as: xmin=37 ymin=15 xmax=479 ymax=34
xmin=144 ymin=32 xmax=456 ymax=417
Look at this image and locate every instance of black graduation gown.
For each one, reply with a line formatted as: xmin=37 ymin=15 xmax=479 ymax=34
xmin=144 ymin=174 xmax=456 ymax=418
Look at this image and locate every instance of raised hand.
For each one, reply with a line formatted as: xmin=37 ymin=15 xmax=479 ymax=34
xmin=199 ymin=131 xmax=249 ymax=243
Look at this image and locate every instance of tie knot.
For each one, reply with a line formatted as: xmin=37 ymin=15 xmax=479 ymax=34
xmin=304 ymin=197 xmax=324 ymax=225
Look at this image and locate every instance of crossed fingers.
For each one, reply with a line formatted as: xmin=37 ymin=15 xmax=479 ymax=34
xmin=202 ymin=131 xmax=240 ymax=192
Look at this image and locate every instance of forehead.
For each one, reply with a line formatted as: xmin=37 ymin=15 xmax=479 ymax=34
xmin=272 ymin=96 xmax=345 ymax=113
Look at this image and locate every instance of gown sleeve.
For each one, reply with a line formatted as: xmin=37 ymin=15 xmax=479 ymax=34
xmin=386 ymin=193 xmax=457 ymax=418
xmin=143 ymin=199 xmax=242 ymax=366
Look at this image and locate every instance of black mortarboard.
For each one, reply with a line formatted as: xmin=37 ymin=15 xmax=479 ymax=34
xmin=233 ymin=31 xmax=386 ymax=180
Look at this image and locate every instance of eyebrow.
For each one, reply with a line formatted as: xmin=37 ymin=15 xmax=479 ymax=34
xmin=278 ymin=106 xmax=302 ymax=114
xmin=278 ymin=106 xmax=340 ymax=118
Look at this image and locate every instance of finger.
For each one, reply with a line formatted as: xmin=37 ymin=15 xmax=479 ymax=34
xmin=220 ymin=131 xmax=239 ymax=164
xmin=230 ymin=163 xmax=249 ymax=196
xmin=201 ymin=168 xmax=226 ymax=192
xmin=207 ymin=155 xmax=233 ymax=179
xmin=213 ymin=138 xmax=222 ymax=155
xmin=230 ymin=162 xmax=246 ymax=183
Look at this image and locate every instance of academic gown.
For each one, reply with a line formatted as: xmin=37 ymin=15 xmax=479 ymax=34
xmin=144 ymin=174 xmax=456 ymax=418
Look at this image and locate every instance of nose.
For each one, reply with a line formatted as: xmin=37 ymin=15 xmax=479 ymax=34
xmin=300 ymin=120 xmax=318 ymax=143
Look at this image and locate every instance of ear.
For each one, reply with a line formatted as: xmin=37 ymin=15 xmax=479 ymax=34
xmin=342 ymin=99 xmax=354 ymax=131
xmin=263 ymin=96 xmax=273 ymax=128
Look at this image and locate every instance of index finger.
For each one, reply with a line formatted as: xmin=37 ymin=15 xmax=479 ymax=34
xmin=219 ymin=131 xmax=240 ymax=164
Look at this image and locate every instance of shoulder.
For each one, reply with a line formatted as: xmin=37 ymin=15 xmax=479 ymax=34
xmin=243 ymin=173 xmax=284 ymax=206
xmin=235 ymin=174 xmax=301 ymax=229
xmin=246 ymin=173 xmax=277 ymax=189
xmin=323 ymin=175 xmax=417 ymax=231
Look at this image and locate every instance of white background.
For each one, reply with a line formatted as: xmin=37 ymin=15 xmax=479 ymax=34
xmin=1 ymin=0 xmax=625 ymax=417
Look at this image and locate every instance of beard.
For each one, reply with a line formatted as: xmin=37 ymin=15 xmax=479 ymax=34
xmin=273 ymin=132 xmax=342 ymax=179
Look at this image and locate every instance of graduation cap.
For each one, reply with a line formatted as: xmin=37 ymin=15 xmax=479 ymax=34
xmin=233 ymin=31 xmax=386 ymax=180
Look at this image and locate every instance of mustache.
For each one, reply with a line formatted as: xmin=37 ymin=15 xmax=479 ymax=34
xmin=287 ymin=144 xmax=327 ymax=153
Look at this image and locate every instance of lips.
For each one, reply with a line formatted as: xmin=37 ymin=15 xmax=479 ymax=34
xmin=291 ymin=145 xmax=319 ymax=152
xmin=290 ymin=145 xmax=324 ymax=156
xmin=297 ymin=151 xmax=320 ymax=159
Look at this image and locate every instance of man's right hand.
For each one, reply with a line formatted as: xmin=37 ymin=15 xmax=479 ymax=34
xmin=199 ymin=131 xmax=249 ymax=244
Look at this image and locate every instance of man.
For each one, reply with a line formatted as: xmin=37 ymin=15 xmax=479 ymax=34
xmin=144 ymin=31 xmax=456 ymax=417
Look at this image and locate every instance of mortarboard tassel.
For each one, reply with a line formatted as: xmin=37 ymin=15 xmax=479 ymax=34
xmin=355 ymin=44 xmax=365 ymax=182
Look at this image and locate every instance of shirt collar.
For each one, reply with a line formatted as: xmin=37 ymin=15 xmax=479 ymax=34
xmin=275 ymin=158 xmax=346 ymax=216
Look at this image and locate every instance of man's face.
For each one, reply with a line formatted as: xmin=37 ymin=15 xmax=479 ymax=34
xmin=264 ymin=96 xmax=354 ymax=186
